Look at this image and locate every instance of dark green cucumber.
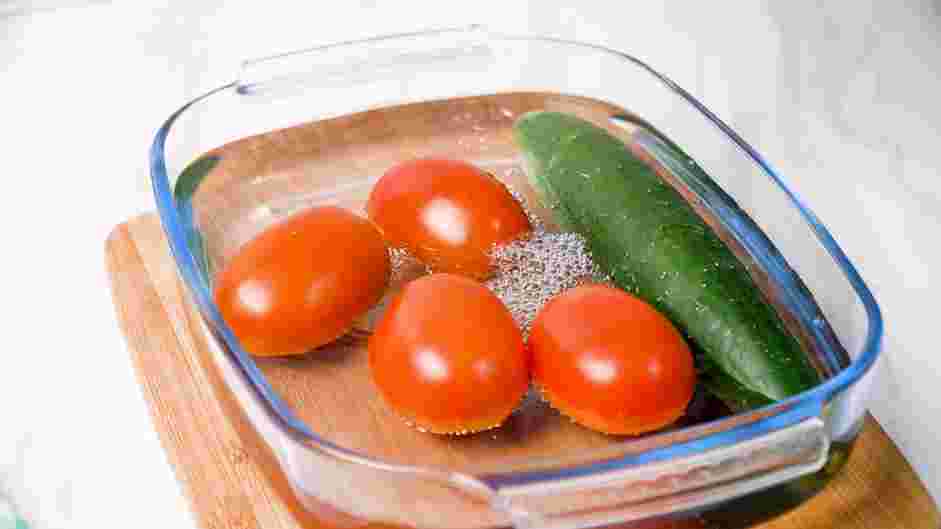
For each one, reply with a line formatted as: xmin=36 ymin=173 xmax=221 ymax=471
xmin=514 ymin=111 xmax=820 ymax=407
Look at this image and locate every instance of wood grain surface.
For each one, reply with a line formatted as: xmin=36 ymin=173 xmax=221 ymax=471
xmin=106 ymin=213 xmax=939 ymax=529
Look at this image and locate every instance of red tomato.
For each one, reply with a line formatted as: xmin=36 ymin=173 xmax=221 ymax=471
xmin=366 ymin=158 xmax=531 ymax=279
xmin=368 ymin=273 xmax=529 ymax=434
xmin=529 ymin=284 xmax=696 ymax=435
xmin=214 ymin=206 xmax=389 ymax=357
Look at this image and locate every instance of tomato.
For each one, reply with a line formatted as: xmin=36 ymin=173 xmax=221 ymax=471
xmin=214 ymin=206 xmax=390 ymax=357
xmin=366 ymin=158 xmax=531 ymax=279
xmin=529 ymin=284 xmax=696 ymax=435
xmin=368 ymin=273 xmax=529 ymax=434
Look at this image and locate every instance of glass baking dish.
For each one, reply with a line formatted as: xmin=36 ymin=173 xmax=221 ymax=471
xmin=149 ymin=27 xmax=882 ymax=529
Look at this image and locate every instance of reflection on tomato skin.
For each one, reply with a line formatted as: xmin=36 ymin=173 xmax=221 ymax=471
xmin=368 ymin=273 xmax=529 ymax=435
xmin=367 ymin=158 xmax=531 ymax=279
xmin=530 ymin=284 xmax=696 ymax=436
xmin=215 ymin=206 xmax=390 ymax=357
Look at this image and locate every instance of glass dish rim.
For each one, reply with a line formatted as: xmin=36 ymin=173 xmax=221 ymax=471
xmin=148 ymin=25 xmax=884 ymax=486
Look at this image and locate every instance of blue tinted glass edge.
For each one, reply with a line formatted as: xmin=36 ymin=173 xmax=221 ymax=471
xmin=148 ymin=29 xmax=884 ymax=487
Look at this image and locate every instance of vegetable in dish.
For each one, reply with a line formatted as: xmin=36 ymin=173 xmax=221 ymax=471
xmin=214 ymin=206 xmax=390 ymax=357
xmin=368 ymin=273 xmax=529 ymax=434
xmin=514 ymin=111 xmax=820 ymax=409
xmin=529 ymin=284 xmax=696 ymax=435
xmin=367 ymin=158 xmax=532 ymax=279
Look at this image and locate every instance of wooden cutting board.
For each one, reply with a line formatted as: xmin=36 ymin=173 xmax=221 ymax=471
xmin=106 ymin=213 xmax=939 ymax=529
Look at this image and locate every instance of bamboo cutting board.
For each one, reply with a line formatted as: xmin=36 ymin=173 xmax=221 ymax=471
xmin=106 ymin=213 xmax=938 ymax=529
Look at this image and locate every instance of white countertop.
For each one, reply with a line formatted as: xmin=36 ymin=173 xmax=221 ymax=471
xmin=2 ymin=2 xmax=939 ymax=527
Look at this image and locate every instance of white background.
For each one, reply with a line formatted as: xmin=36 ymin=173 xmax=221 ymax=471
xmin=2 ymin=2 xmax=940 ymax=528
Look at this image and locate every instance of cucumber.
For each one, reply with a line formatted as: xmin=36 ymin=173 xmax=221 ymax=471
xmin=514 ymin=111 xmax=820 ymax=407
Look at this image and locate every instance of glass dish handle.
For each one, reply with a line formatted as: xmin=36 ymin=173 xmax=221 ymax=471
xmin=235 ymin=26 xmax=493 ymax=97
xmin=493 ymin=415 xmax=829 ymax=529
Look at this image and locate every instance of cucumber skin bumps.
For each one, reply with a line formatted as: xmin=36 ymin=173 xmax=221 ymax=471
xmin=514 ymin=111 xmax=820 ymax=410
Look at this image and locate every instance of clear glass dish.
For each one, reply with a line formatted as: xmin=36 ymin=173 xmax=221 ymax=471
xmin=150 ymin=26 xmax=882 ymax=529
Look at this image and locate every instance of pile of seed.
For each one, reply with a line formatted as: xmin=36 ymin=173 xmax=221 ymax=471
xmin=485 ymin=230 xmax=606 ymax=334
xmin=486 ymin=180 xmax=609 ymax=334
